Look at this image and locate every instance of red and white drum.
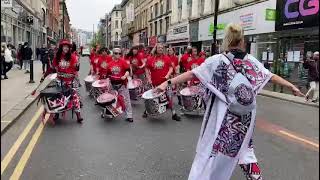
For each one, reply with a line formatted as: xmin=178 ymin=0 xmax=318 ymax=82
xmin=179 ymin=86 xmax=205 ymax=112
xmin=92 ymin=79 xmax=111 ymax=98
xmin=128 ymin=78 xmax=143 ymax=100
xmin=142 ymin=89 xmax=168 ymax=116
xmin=84 ymin=75 xmax=97 ymax=94
xmin=96 ymin=91 xmax=123 ymax=118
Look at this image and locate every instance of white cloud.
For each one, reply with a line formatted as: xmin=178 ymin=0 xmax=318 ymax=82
xmin=66 ymin=0 xmax=122 ymax=31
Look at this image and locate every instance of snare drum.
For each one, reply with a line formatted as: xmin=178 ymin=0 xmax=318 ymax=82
xmin=128 ymin=79 xmax=142 ymax=100
xmin=97 ymin=91 xmax=123 ymax=118
xmin=142 ymin=89 xmax=168 ymax=116
xmin=92 ymin=79 xmax=111 ymax=98
xmin=179 ymin=86 xmax=205 ymax=112
xmin=84 ymin=75 xmax=97 ymax=94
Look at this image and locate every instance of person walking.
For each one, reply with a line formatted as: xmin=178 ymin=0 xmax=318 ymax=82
xmin=3 ymin=44 xmax=14 ymax=79
xmin=155 ymin=23 xmax=304 ymax=180
xmin=1 ymin=43 xmax=6 ymax=80
xmin=39 ymin=44 xmax=49 ymax=74
xmin=304 ymin=51 xmax=319 ymax=103
xmin=21 ymin=42 xmax=33 ymax=73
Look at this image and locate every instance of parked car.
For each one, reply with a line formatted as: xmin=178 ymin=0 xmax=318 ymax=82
xmin=82 ymin=48 xmax=90 ymax=56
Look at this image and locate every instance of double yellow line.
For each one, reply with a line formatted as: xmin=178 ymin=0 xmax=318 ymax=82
xmin=1 ymin=106 xmax=49 ymax=180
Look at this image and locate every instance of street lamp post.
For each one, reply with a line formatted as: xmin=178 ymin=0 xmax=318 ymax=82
xmin=211 ymin=0 xmax=219 ymax=56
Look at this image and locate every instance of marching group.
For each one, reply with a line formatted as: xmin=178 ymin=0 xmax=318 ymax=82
xmin=37 ymin=23 xmax=307 ymax=180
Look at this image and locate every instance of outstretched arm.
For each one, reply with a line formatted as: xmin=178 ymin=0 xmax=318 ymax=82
xmin=270 ymin=74 xmax=305 ymax=97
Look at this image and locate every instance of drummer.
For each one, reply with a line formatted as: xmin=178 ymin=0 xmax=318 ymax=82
xmin=97 ymin=47 xmax=112 ymax=79
xmin=46 ymin=39 xmax=83 ymax=123
xmin=90 ymin=45 xmax=101 ymax=75
xmin=184 ymin=47 xmax=205 ymax=86
xmin=107 ymin=48 xmax=133 ymax=123
xmin=144 ymin=43 xmax=181 ymax=121
xmin=127 ymin=46 xmax=146 ymax=79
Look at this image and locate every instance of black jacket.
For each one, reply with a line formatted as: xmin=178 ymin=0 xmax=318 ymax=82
xmin=21 ymin=46 xmax=33 ymax=60
xmin=39 ymin=48 xmax=49 ymax=63
xmin=303 ymin=60 xmax=319 ymax=82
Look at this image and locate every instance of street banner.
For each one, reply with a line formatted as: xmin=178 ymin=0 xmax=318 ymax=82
xmin=1 ymin=0 xmax=12 ymax=8
xmin=275 ymin=0 xmax=319 ymax=31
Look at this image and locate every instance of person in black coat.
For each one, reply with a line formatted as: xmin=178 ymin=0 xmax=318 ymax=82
xmin=21 ymin=42 xmax=33 ymax=73
xmin=39 ymin=44 xmax=49 ymax=73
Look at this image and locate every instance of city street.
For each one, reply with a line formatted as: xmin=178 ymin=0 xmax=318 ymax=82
xmin=1 ymin=57 xmax=319 ymax=180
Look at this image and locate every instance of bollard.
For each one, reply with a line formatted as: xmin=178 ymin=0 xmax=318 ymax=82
xmin=29 ymin=59 xmax=35 ymax=83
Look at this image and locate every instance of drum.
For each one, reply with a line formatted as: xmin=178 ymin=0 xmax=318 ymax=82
xmin=179 ymin=86 xmax=205 ymax=112
xmin=39 ymin=86 xmax=72 ymax=113
xmin=96 ymin=91 xmax=117 ymax=107
xmin=96 ymin=91 xmax=123 ymax=118
xmin=84 ymin=75 xmax=96 ymax=93
xmin=128 ymin=79 xmax=142 ymax=100
xmin=142 ymin=89 xmax=168 ymax=116
xmin=92 ymin=79 xmax=111 ymax=98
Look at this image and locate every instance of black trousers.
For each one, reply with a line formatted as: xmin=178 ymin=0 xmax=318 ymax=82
xmin=42 ymin=61 xmax=49 ymax=73
xmin=3 ymin=61 xmax=13 ymax=77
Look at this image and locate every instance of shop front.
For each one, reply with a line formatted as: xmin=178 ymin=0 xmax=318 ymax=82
xmin=167 ymin=21 xmax=190 ymax=55
xmin=198 ymin=0 xmax=276 ymax=55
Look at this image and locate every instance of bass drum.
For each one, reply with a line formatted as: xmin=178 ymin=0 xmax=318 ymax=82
xmin=142 ymin=89 xmax=168 ymax=116
xmin=84 ymin=75 xmax=97 ymax=94
xmin=91 ymin=79 xmax=111 ymax=98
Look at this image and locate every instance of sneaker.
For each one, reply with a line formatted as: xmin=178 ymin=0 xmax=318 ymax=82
xmin=311 ymin=99 xmax=318 ymax=103
xmin=4 ymin=76 xmax=8 ymax=79
xmin=142 ymin=111 xmax=148 ymax=118
xmin=126 ymin=118 xmax=133 ymax=122
xmin=77 ymin=118 xmax=84 ymax=124
xmin=172 ymin=114 xmax=181 ymax=121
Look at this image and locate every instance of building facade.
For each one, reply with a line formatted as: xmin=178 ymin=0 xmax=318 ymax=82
xmin=120 ymin=0 xmax=134 ymax=48
xmin=59 ymin=0 xmax=70 ymax=39
xmin=47 ymin=0 xmax=60 ymax=45
xmin=110 ymin=5 xmax=122 ymax=48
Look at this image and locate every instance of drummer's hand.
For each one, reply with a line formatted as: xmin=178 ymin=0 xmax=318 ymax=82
xmin=147 ymin=78 xmax=152 ymax=85
xmin=164 ymin=75 xmax=170 ymax=80
xmin=121 ymin=75 xmax=127 ymax=80
xmin=154 ymin=81 xmax=168 ymax=93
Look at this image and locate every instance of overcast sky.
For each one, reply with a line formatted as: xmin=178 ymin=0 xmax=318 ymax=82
xmin=66 ymin=0 xmax=122 ymax=32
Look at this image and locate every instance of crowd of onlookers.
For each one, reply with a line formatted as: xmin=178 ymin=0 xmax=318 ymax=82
xmin=1 ymin=42 xmax=56 ymax=80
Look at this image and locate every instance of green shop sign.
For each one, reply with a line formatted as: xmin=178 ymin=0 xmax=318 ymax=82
xmin=265 ymin=9 xmax=276 ymax=21
xmin=209 ymin=23 xmax=226 ymax=35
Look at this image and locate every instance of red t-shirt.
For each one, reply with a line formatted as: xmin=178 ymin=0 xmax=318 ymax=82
xmin=130 ymin=53 xmax=145 ymax=76
xmin=146 ymin=55 xmax=172 ymax=86
xmin=180 ymin=53 xmax=192 ymax=71
xmin=107 ymin=58 xmax=130 ymax=79
xmin=52 ymin=53 xmax=78 ymax=83
xmin=91 ymin=54 xmax=100 ymax=73
xmin=97 ymin=55 xmax=112 ymax=79
xmin=168 ymin=55 xmax=179 ymax=74
xmin=187 ymin=57 xmax=205 ymax=84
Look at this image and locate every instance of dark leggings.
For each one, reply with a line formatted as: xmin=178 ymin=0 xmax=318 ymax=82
xmin=3 ymin=61 xmax=13 ymax=76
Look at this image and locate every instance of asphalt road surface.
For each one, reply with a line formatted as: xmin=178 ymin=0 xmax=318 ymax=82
xmin=1 ymin=56 xmax=319 ymax=180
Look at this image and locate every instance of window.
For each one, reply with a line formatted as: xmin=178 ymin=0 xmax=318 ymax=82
xmin=155 ymin=3 xmax=159 ymax=17
xmin=166 ymin=0 xmax=171 ymax=12
xmin=159 ymin=19 xmax=162 ymax=34
xmin=150 ymin=6 xmax=153 ymax=19
xmin=150 ymin=23 xmax=153 ymax=36
xmin=154 ymin=21 xmax=158 ymax=35
xmin=165 ymin=17 xmax=169 ymax=33
xmin=160 ymin=0 xmax=163 ymax=15
xmin=115 ymin=32 xmax=118 ymax=41
xmin=116 ymin=20 xmax=119 ymax=29
xmin=116 ymin=11 xmax=118 ymax=17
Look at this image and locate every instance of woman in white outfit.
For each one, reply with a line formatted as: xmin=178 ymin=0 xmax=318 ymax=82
xmin=155 ymin=23 xmax=305 ymax=180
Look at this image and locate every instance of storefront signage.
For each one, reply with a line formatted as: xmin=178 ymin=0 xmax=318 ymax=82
xmin=198 ymin=0 xmax=276 ymax=41
xmin=1 ymin=0 xmax=12 ymax=8
xmin=167 ymin=22 xmax=190 ymax=43
xmin=276 ymin=0 xmax=319 ymax=30
xmin=265 ymin=9 xmax=276 ymax=21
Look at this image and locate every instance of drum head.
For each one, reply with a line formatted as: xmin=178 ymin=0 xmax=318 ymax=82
xmin=180 ymin=86 xmax=201 ymax=96
xmin=92 ymin=80 xmax=109 ymax=88
xmin=84 ymin=75 xmax=96 ymax=82
xmin=142 ymin=89 xmax=164 ymax=99
xmin=97 ymin=93 xmax=116 ymax=103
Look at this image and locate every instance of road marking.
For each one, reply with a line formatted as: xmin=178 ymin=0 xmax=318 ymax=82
xmin=256 ymin=119 xmax=319 ymax=152
xmin=1 ymin=106 xmax=44 ymax=175
xmin=1 ymin=121 xmax=12 ymax=123
xmin=9 ymin=113 xmax=49 ymax=180
xmin=279 ymin=130 xmax=319 ymax=148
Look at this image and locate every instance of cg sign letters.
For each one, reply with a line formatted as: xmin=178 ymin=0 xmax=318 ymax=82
xmin=276 ymin=0 xmax=319 ymax=31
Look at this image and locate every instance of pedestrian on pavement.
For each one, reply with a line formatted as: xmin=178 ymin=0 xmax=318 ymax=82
xmin=304 ymin=51 xmax=319 ymax=103
xmin=3 ymin=44 xmax=14 ymax=79
xmin=1 ymin=43 xmax=7 ymax=80
xmin=21 ymin=42 xmax=33 ymax=73
xmin=36 ymin=47 xmax=40 ymax=60
xmin=16 ymin=44 xmax=23 ymax=69
xmin=144 ymin=43 xmax=181 ymax=121
xmin=48 ymin=44 xmax=55 ymax=67
xmin=155 ymin=23 xmax=304 ymax=180
xmin=39 ymin=44 xmax=49 ymax=74
xmin=107 ymin=48 xmax=133 ymax=123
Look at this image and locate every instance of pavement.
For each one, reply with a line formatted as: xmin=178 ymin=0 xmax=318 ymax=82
xmin=1 ymin=60 xmax=52 ymax=134
xmin=1 ymin=57 xmax=319 ymax=180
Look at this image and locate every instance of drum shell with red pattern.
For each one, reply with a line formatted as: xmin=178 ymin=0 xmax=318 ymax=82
xmin=179 ymin=86 xmax=205 ymax=111
xmin=128 ymin=79 xmax=143 ymax=100
xmin=142 ymin=89 xmax=168 ymax=116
